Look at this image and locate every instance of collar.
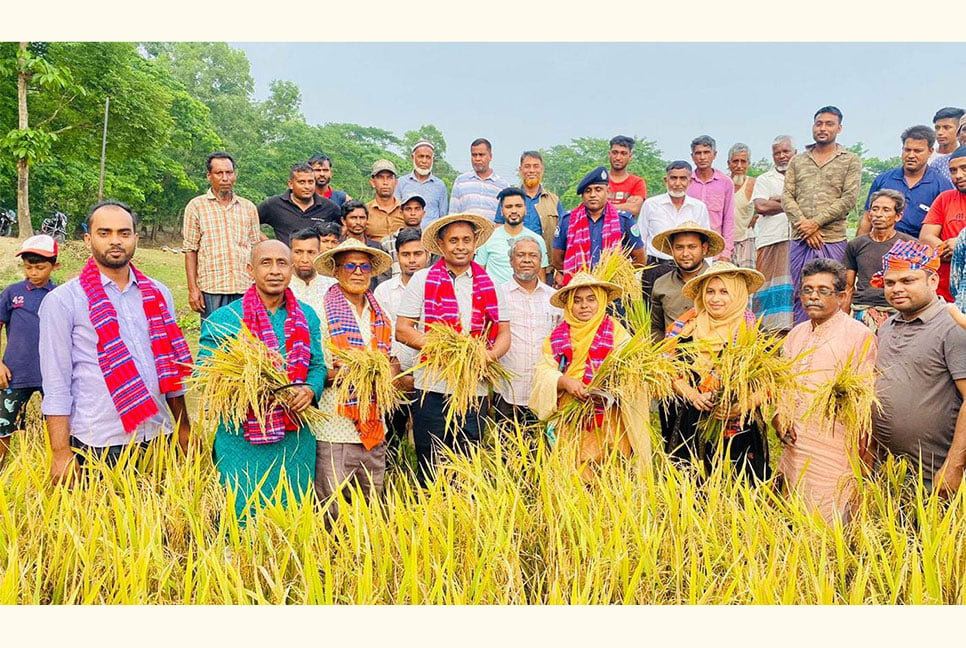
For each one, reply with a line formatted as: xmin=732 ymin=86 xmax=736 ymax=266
xmin=283 ymin=189 xmax=326 ymax=208
xmin=100 ymin=267 xmax=137 ymax=290
xmin=895 ymin=297 xmax=947 ymax=325
xmin=804 ymin=143 xmax=850 ymax=158
xmin=507 ymin=278 xmax=551 ymax=294
xmin=691 ymin=169 xmax=725 ymax=184
xmin=205 ymin=188 xmax=239 ymax=206
xmin=808 ymin=308 xmax=847 ymax=334
xmin=675 ymin=260 xmax=710 ymax=281
xmin=25 ymin=279 xmax=55 ymax=292
xmin=369 ymin=198 xmax=401 ymax=213
xmin=655 ymin=192 xmax=697 ymax=206
xmin=407 ymin=172 xmax=438 ymax=183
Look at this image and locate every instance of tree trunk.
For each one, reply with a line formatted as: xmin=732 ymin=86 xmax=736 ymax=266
xmin=16 ymin=42 xmax=33 ymax=239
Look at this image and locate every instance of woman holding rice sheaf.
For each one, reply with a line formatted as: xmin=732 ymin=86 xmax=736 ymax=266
xmin=529 ymin=272 xmax=651 ymax=482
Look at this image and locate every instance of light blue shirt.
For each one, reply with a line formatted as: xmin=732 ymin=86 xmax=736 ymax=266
xmin=449 ymin=171 xmax=509 ymax=220
xmin=474 ymin=226 xmax=549 ymax=284
xmin=395 ymin=172 xmax=449 ymax=228
xmin=39 ymin=270 xmax=183 ymax=448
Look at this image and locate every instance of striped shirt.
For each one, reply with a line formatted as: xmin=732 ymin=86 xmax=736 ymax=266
xmin=449 ymin=171 xmax=509 ymax=220
xmin=182 ymin=189 xmax=262 ymax=294
xmin=497 ymin=279 xmax=561 ymax=406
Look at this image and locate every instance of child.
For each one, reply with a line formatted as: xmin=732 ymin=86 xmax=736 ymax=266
xmin=0 ymin=235 xmax=59 ymax=466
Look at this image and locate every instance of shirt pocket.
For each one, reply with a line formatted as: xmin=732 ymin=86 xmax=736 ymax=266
xmin=705 ymin=192 xmax=725 ymax=213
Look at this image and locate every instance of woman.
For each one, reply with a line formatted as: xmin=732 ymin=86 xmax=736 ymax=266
xmin=529 ymin=272 xmax=651 ymax=481
xmin=662 ymin=261 xmax=770 ymax=482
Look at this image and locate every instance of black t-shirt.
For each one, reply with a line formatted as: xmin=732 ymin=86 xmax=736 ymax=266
xmin=257 ymin=190 xmax=341 ymax=246
xmin=844 ymin=231 xmax=914 ymax=307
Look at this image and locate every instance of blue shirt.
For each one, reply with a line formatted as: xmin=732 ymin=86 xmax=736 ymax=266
xmin=0 ymin=279 xmax=55 ymax=389
xmin=552 ymin=209 xmax=644 ymax=266
xmin=866 ymin=166 xmax=954 ymax=237
xmin=493 ymin=186 xmax=565 ymax=235
xmin=394 ymin=172 xmax=449 ymax=228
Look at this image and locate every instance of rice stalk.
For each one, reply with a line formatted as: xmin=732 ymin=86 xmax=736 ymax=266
xmin=801 ymin=336 xmax=879 ymax=443
xmin=588 ymin=246 xmax=641 ymax=304
xmin=328 ymin=342 xmax=404 ymax=420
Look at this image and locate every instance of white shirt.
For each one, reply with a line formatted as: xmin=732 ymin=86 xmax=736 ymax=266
xmin=497 ymin=279 xmax=561 ymax=406
xmin=751 ymin=167 xmax=792 ymax=248
xmin=638 ymin=193 xmax=711 ymax=260
xmin=397 ymin=265 xmax=508 ymax=395
xmin=289 ymin=274 xmax=337 ymax=320
xmin=373 ymin=274 xmax=418 ymax=371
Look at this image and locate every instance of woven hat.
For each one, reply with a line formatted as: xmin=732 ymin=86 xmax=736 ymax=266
xmin=421 ymin=213 xmax=495 ymax=257
xmin=651 ymin=220 xmax=725 ymax=257
xmin=550 ymin=271 xmax=623 ymax=309
xmin=682 ymin=261 xmax=764 ymax=300
xmin=313 ymin=238 xmax=393 ymax=278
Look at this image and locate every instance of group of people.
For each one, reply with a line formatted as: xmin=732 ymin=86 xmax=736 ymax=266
xmin=2 ymin=103 xmax=966 ymax=526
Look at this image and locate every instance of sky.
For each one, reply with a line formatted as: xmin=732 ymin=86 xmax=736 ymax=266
xmin=234 ymin=42 xmax=966 ymax=181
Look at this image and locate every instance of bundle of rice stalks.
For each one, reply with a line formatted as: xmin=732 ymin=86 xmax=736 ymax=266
xmin=328 ymin=342 xmax=404 ymax=420
xmin=801 ymin=337 xmax=879 ymax=443
xmin=188 ymin=323 xmax=328 ymax=434
xmin=588 ymin=246 xmax=642 ymax=306
xmin=413 ymin=323 xmax=514 ymax=431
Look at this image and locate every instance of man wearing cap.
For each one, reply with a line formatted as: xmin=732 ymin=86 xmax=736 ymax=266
xmin=649 ymin=221 xmax=720 ymax=342
xmin=638 ymin=161 xmax=712 ymax=299
xmin=871 ymin=240 xmax=966 ymax=496
xmin=552 ymin=166 xmax=646 ymax=286
xmin=919 ymin=146 xmax=966 ymax=302
xmin=395 ymin=140 xmax=449 ymax=228
xmin=395 ymin=214 xmax=510 ymax=484
xmin=257 ymin=162 xmax=341 ymax=247
xmin=309 ymin=152 xmax=350 ymax=208
xmin=475 ymin=187 xmax=550 ymax=284
xmin=449 ymin=138 xmax=509 ymax=220
xmin=311 ymin=239 xmax=397 ymax=518
xmin=381 ymin=192 xmax=426 ymax=277
xmin=494 ymin=151 xmax=564 ymax=263
xmin=366 ymin=159 xmax=403 ymax=240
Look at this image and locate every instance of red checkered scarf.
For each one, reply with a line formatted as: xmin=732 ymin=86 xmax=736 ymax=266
xmin=549 ymin=315 xmax=615 ymax=428
xmin=424 ymin=259 xmax=500 ymax=346
xmin=241 ymin=285 xmax=311 ymax=445
xmin=78 ymin=258 xmax=192 ymax=434
xmin=563 ymin=202 xmax=623 ymax=281
xmin=324 ymin=283 xmax=392 ymax=450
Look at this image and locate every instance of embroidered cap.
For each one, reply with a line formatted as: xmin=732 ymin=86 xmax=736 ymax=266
xmin=870 ymin=239 xmax=940 ymax=288
xmin=411 ymin=139 xmax=435 ymax=154
xmin=576 ymin=166 xmax=609 ymax=196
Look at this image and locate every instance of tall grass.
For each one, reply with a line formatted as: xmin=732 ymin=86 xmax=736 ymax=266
xmin=1 ymin=416 xmax=964 ymax=604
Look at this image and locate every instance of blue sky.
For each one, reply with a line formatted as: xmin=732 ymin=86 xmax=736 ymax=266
xmin=236 ymin=42 xmax=964 ymax=181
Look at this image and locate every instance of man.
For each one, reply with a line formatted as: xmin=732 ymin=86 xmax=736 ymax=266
xmin=381 ymin=192 xmax=426 ymax=277
xmin=607 ymin=135 xmax=647 ymax=217
xmin=728 ymin=143 xmax=757 ymax=269
xmin=258 ymin=162 xmax=341 ymax=247
xmin=496 ymin=237 xmax=561 ymax=425
xmin=396 ymin=214 xmax=510 ymax=484
xmin=687 ymin=135 xmax=735 ymax=260
xmin=638 ymin=161 xmax=711 ymax=299
xmin=199 ymin=239 xmax=325 ymax=522
xmin=553 ymin=166 xmax=646 ymax=286
xmin=395 ymin=140 xmax=448 ymax=228
xmin=475 ymin=187 xmax=549 ymax=284
xmin=648 ymin=221 xmax=721 ymax=342
xmin=855 ymin=125 xmax=953 ymax=238
xmin=289 ymin=227 xmax=337 ymax=317
xmin=366 ymin=159 xmax=403 ymax=240
xmin=311 ymin=239 xmax=396 ymax=519
xmin=373 ymin=228 xmax=429 ymax=460
xmin=920 ymin=147 xmax=966 ymax=302
xmin=751 ymin=135 xmax=797 ymax=333
xmin=309 ymin=152 xmax=350 ymax=207
xmin=782 ymin=106 xmax=862 ymax=325
xmin=959 ymin=115 xmax=966 ymax=148
xmin=183 ymin=151 xmax=263 ymax=321
xmin=844 ymin=190 xmax=915 ymax=330
xmin=341 ymin=200 xmax=389 ymax=289
xmin=929 ymin=107 xmax=965 ymax=183
xmin=775 ymin=258 xmax=876 ymax=523
xmin=449 ymin=138 xmax=509 ymax=219
xmin=40 ymin=201 xmax=193 ymax=484
xmin=871 ymin=240 xmax=966 ymax=496
xmin=494 ymin=151 xmax=564 ymax=266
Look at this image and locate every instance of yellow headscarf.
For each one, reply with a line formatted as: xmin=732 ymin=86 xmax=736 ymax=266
xmin=542 ymin=285 xmax=609 ymax=382
xmin=688 ymin=272 xmax=750 ymax=374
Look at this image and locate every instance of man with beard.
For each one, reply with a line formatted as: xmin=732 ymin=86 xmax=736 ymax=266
xmin=450 ymin=138 xmax=509 ymax=219
xmin=783 ymin=106 xmax=862 ymax=325
xmin=288 ymin=227 xmax=337 ymax=317
xmin=496 ymin=237 xmax=561 ymax=426
xmin=475 ymin=187 xmax=549 ymax=284
xmin=494 ymin=151 xmax=563 ymax=270
xmin=366 ymin=159 xmax=403 ymax=240
xmin=607 ymin=135 xmax=647 ymax=217
xmin=41 ymin=202 xmax=193 ymax=484
xmin=751 ymin=136 xmax=797 ymax=333
xmin=921 ymin=147 xmax=966 ymax=302
xmin=341 ymin=200 xmax=389 ymax=289
xmin=395 ymin=140 xmax=449 ymax=227
xmin=688 ymin=135 xmax=735 ymax=260
xmin=309 ymin=152 xmax=350 ymax=208
xmin=855 ymin=125 xmax=952 ymax=238
xmin=728 ymin=143 xmax=757 ymax=269
xmin=648 ymin=221 xmax=722 ymax=342
xmin=929 ymin=107 xmax=965 ymax=183
xmin=258 ymin=162 xmax=341 ymax=247
xmin=183 ymin=151 xmax=263 ymax=322
xmin=552 ymin=167 xmax=646 ymax=286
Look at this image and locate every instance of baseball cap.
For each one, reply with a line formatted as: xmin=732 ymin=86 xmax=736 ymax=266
xmin=16 ymin=234 xmax=58 ymax=258
xmin=400 ymin=192 xmax=426 ymax=208
xmin=371 ymin=159 xmax=398 ymax=176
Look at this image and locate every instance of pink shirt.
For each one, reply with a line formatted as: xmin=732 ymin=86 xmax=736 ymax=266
xmin=687 ymin=169 xmax=735 ymax=258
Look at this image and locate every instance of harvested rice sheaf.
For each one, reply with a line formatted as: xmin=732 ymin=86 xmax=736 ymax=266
xmin=588 ymin=246 xmax=642 ymax=307
xmin=801 ymin=337 xmax=879 ymax=443
xmin=329 ymin=343 xmax=404 ymax=420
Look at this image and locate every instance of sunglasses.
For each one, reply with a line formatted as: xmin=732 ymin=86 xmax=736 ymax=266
xmin=340 ymin=262 xmax=373 ymax=274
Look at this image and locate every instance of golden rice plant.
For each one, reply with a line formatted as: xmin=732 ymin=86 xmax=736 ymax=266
xmin=410 ymin=323 xmax=513 ymax=431
xmin=328 ymin=342 xmax=404 ymax=420
xmin=588 ymin=246 xmax=642 ymax=305
xmin=187 ymin=322 xmax=328 ymax=435
xmin=801 ymin=337 xmax=879 ymax=443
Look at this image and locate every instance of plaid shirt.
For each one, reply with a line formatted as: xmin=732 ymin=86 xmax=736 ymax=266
xmin=182 ymin=189 xmax=261 ymax=294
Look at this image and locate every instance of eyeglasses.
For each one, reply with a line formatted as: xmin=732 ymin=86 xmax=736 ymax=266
xmin=340 ymin=262 xmax=373 ymax=274
xmin=798 ymin=287 xmax=841 ymax=297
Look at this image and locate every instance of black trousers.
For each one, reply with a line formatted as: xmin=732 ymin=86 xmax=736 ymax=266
xmin=69 ymin=435 xmax=154 ymax=468
xmin=411 ymin=390 xmax=483 ymax=486
xmin=641 ymin=256 xmax=676 ymax=302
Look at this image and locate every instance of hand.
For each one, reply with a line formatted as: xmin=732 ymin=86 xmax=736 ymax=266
xmin=933 ymin=460 xmax=963 ymax=498
xmin=285 ymin=385 xmax=315 ymax=414
xmin=712 ymin=401 xmax=744 ymax=421
xmin=0 ymin=362 xmax=10 ymax=389
xmin=188 ymin=287 xmax=204 ymax=313
xmin=558 ymin=375 xmax=589 ymax=401
xmin=938 ymin=239 xmax=955 ymax=261
xmin=804 ymin=230 xmax=825 ymax=250
xmin=769 ymin=195 xmax=782 ymax=203
xmin=773 ymin=417 xmax=797 ymax=445
xmin=689 ymin=390 xmax=716 ymax=412
xmin=394 ymin=373 xmax=415 ymax=393
xmin=796 ymin=218 xmax=820 ymax=238
xmin=49 ymin=448 xmax=79 ymax=487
